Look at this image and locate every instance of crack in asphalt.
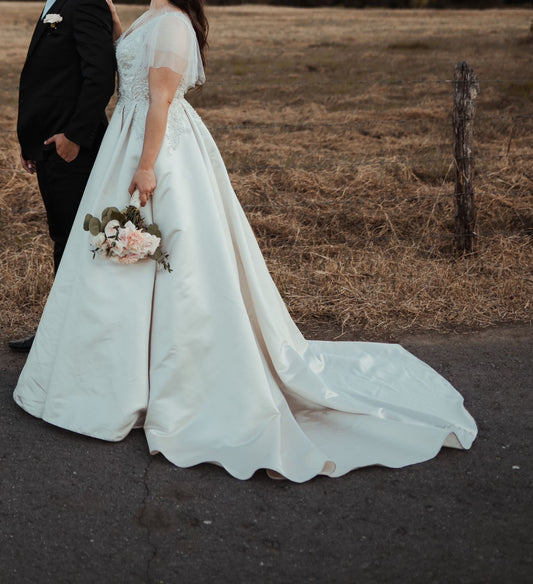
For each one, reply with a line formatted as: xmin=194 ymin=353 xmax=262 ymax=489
xmin=139 ymin=455 xmax=156 ymax=584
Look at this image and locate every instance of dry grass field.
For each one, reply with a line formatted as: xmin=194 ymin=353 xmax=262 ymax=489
xmin=0 ymin=3 xmax=532 ymax=339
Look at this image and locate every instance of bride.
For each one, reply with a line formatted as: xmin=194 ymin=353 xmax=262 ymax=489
xmin=13 ymin=0 xmax=477 ymax=482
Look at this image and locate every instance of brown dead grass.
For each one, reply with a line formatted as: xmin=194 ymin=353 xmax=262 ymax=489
xmin=1 ymin=3 xmax=532 ymax=338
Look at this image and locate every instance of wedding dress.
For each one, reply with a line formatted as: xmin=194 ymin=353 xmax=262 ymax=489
xmin=13 ymin=7 xmax=477 ymax=482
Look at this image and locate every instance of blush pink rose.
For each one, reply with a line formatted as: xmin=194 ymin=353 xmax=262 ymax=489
xmin=118 ymin=254 xmax=142 ymax=264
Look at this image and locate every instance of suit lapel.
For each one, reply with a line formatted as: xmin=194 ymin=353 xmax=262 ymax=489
xmin=26 ymin=18 xmax=47 ymax=62
xmin=25 ymin=0 xmax=71 ymax=62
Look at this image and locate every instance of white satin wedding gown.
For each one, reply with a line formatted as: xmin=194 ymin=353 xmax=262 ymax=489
xmin=14 ymin=7 xmax=477 ymax=482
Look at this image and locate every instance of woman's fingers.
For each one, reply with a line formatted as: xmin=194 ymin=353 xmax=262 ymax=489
xmin=129 ymin=184 xmax=151 ymax=207
xmin=139 ymin=189 xmax=154 ymax=207
xmin=129 ymin=169 xmax=156 ymax=206
xmin=128 ymin=169 xmax=157 ymax=207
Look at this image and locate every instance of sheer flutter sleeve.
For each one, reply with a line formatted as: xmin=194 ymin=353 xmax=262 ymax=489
xmin=143 ymin=13 xmax=205 ymax=91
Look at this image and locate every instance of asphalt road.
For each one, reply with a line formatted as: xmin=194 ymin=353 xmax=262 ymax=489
xmin=1 ymin=325 xmax=531 ymax=584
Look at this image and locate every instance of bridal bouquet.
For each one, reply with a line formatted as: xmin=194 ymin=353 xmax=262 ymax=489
xmin=83 ymin=191 xmax=171 ymax=272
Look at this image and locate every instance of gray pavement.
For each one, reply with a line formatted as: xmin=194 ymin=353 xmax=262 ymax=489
xmin=1 ymin=325 xmax=532 ymax=584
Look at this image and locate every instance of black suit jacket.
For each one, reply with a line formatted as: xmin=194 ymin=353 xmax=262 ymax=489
xmin=17 ymin=0 xmax=116 ymax=161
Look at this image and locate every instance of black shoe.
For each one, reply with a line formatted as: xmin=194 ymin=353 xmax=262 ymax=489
xmin=8 ymin=334 xmax=35 ymax=353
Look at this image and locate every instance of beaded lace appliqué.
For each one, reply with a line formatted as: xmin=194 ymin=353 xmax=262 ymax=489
xmin=115 ymin=24 xmax=193 ymax=151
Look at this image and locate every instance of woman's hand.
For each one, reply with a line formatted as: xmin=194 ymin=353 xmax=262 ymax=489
xmin=128 ymin=167 xmax=156 ymax=207
xmin=105 ymin=0 xmax=123 ymax=41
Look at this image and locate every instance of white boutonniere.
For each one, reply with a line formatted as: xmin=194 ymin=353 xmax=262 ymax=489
xmin=43 ymin=14 xmax=63 ymax=29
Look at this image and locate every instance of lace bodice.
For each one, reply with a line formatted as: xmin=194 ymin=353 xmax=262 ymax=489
xmin=115 ymin=10 xmax=205 ymax=150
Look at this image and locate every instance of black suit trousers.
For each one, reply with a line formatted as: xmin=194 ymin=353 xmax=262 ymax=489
xmin=36 ymin=145 xmax=98 ymax=273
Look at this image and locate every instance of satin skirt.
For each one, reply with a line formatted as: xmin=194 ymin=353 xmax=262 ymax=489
xmin=13 ymin=100 xmax=477 ymax=482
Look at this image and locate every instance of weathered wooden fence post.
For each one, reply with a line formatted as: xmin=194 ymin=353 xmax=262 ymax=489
xmin=453 ymin=61 xmax=479 ymax=253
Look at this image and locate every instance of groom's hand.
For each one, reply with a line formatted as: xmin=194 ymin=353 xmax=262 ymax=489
xmin=44 ymin=133 xmax=80 ymax=163
xmin=20 ymin=153 xmax=36 ymax=174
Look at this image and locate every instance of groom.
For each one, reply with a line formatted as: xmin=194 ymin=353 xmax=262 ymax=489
xmin=10 ymin=0 xmax=116 ymax=352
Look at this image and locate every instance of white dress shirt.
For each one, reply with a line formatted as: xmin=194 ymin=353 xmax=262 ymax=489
xmin=42 ymin=0 xmax=57 ymax=20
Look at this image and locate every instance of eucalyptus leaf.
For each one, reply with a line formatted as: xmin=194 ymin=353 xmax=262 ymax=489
xmin=89 ymin=217 xmax=102 ymax=236
xmin=147 ymin=224 xmax=162 ymax=238
xmin=101 ymin=206 xmax=120 ymax=219
xmin=109 ymin=210 xmax=125 ymax=224
xmin=83 ymin=214 xmax=93 ymax=231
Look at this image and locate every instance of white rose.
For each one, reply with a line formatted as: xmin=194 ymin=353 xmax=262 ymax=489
xmin=144 ymin=234 xmax=160 ymax=256
xmin=104 ymin=219 xmax=120 ymax=238
xmin=111 ymin=230 xmax=127 ymax=256
xmin=43 ymin=14 xmax=63 ymax=25
xmin=90 ymin=232 xmax=107 ymax=248
xmin=123 ymin=221 xmax=137 ymax=232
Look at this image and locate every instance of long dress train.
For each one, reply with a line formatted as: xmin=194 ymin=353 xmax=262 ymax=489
xmin=13 ymin=7 xmax=477 ymax=482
